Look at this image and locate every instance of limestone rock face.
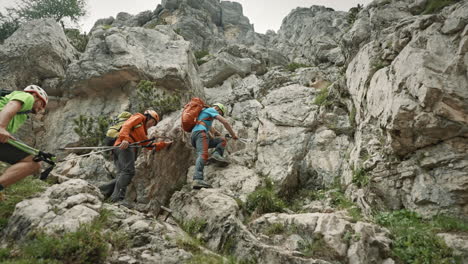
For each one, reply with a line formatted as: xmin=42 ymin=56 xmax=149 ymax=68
xmin=2 ymin=179 xmax=102 ymax=241
xmin=272 ymin=6 xmax=350 ymax=66
xmin=156 ymin=0 xmax=258 ymax=52
xmin=0 ymin=19 xmax=77 ymax=92
xmin=345 ymin=0 xmax=468 ymax=218
xmin=2 ymin=0 xmax=468 ymax=263
xmin=250 ymin=213 xmax=393 ymax=263
xmin=65 ymin=25 xmax=203 ymax=96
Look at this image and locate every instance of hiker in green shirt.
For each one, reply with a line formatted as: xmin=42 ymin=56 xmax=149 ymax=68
xmin=0 ymin=85 xmax=49 ymax=199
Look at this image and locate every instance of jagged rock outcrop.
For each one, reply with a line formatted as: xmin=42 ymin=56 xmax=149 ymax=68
xmin=65 ymin=25 xmax=203 ymax=96
xmin=0 ymin=19 xmax=77 ymax=92
xmin=345 ymin=0 xmax=468 ymax=218
xmin=271 ymin=6 xmax=350 ymax=66
xmin=2 ymin=179 xmax=102 ymax=241
xmin=153 ymin=0 xmax=258 ymax=52
xmin=1 ymin=0 xmax=468 ymax=263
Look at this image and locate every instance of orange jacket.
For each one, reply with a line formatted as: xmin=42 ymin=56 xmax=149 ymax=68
xmin=114 ymin=113 xmax=167 ymax=151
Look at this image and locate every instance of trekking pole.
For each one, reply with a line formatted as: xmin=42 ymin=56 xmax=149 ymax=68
xmin=58 ymin=137 xmax=159 ymax=161
xmin=59 ymin=137 xmax=158 ymax=151
xmin=6 ymin=139 xmax=57 ymax=180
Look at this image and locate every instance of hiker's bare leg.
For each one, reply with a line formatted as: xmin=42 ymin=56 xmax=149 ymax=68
xmin=0 ymin=155 xmax=41 ymax=187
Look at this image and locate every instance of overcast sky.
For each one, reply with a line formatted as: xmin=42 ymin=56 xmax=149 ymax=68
xmin=0 ymin=0 xmax=374 ymax=33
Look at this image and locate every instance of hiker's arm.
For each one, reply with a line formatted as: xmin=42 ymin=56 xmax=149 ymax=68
xmin=215 ymin=115 xmax=238 ymax=139
xmin=0 ymin=100 xmax=21 ymax=142
xmin=150 ymin=141 xmax=172 ymax=151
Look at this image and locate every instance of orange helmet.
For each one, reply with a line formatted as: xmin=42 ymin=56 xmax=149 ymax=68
xmin=144 ymin=110 xmax=160 ymax=122
xmin=24 ymin=85 xmax=48 ymax=106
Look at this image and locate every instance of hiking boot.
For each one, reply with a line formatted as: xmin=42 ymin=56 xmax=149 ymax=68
xmin=211 ymin=152 xmax=227 ymax=163
xmin=117 ymin=200 xmax=134 ymax=209
xmin=99 ymin=181 xmax=115 ymax=199
xmin=192 ymin=179 xmax=212 ymax=189
xmin=108 ymin=188 xmax=126 ymax=203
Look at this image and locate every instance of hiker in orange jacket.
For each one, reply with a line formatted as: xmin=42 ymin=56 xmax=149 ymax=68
xmin=99 ymin=110 xmax=172 ymax=202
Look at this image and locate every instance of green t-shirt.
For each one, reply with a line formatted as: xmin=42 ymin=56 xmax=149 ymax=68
xmin=0 ymin=91 xmax=34 ymax=134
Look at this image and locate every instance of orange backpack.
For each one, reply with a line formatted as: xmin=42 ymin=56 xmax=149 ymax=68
xmin=181 ymin=98 xmax=209 ymax=132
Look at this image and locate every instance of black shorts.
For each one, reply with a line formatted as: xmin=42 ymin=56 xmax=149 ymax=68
xmin=0 ymin=142 xmax=30 ymax=164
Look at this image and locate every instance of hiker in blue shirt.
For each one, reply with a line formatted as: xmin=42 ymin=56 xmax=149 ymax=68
xmin=191 ymin=103 xmax=238 ymax=189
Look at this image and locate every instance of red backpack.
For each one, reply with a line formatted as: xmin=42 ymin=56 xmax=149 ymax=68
xmin=181 ymin=98 xmax=210 ymax=132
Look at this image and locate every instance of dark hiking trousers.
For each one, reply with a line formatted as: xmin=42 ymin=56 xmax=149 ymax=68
xmin=99 ymin=148 xmax=136 ymax=201
xmin=191 ymin=130 xmax=226 ymax=181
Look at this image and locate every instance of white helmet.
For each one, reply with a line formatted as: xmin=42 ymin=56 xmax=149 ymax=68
xmin=24 ymin=85 xmax=48 ymax=106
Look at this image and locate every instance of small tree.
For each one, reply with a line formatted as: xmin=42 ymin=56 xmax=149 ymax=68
xmin=0 ymin=0 xmax=87 ymax=42
xmin=12 ymin=0 xmax=87 ymax=23
xmin=0 ymin=11 xmax=20 ymax=43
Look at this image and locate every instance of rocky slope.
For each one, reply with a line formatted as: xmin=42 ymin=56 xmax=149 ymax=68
xmin=1 ymin=0 xmax=467 ymax=263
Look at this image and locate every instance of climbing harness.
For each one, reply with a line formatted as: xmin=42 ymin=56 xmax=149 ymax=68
xmin=7 ymin=139 xmax=57 ymax=180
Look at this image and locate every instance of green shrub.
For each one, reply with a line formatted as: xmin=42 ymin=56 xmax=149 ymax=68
xmin=0 ymin=177 xmax=48 ymax=229
xmin=194 ymin=50 xmax=209 ymax=60
xmin=194 ymin=50 xmax=210 ymax=66
xmin=263 ymin=222 xmax=286 ymax=235
xmin=422 ymin=0 xmax=460 ymax=14
xmin=73 ymin=114 xmax=111 ymax=147
xmin=21 ymin=224 xmax=108 ymax=264
xmin=313 ymin=87 xmax=330 ymax=106
xmin=375 ymin=210 xmax=461 ymax=263
xmin=186 ymin=253 xmax=223 ymax=264
xmin=286 ymin=62 xmax=309 ymax=72
xmin=176 ymin=237 xmax=202 ymax=253
xmin=0 ymin=209 xmax=129 ymax=264
xmin=0 ymin=15 xmax=19 ymax=44
xmin=182 ymin=218 xmax=207 ymax=236
xmin=347 ymin=4 xmax=363 ymax=25
xmin=352 ymin=167 xmax=369 ymax=188
xmin=65 ymin=28 xmax=88 ymax=52
xmin=133 ymin=80 xmax=181 ymax=117
xmin=430 ymin=215 xmax=468 ymax=232
xmin=246 ymin=179 xmax=285 ymax=215
xmin=298 ymin=233 xmax=341 ymax=260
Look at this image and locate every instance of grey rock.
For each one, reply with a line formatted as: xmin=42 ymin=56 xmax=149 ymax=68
xmin=0 ymin=19 xmax=77 ymax=91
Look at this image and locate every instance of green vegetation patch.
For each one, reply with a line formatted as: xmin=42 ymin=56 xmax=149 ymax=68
xmin=375 ymin=210 xmax=463 ymax=263
xmin=0 ymin=209 xmax=131 ymax=264
xmin=134 ymin=80 xmax=181 ymax=116
xmin=352 ymin=167 xmax=370 ymax=188
xmin=73 ymin=114 xmax=110 ymax=147
xmin=286 ymin=62 xmax=310 ymax=72
xmin=313 ymin=87 xmax=330 ymax=106
xmin=298 ymin=233 xmax=342 ymax=261
xmin=0 ymin=177 xmax=48 ymax=229
xmin=246 ymin=179 xmax=286 ymax=215
xmin=65 ymin=28 xmax=89 ymax=52
xmin=194 ymin=50 xmax=210 ymax=66
xmin=422 ymin=0 xmax=460 ymax=14
xmin=263 ymin=222 xmax=286 ymax=235
xmin=181 ymin=218 xmax=207 ymax=236
xmin=347 ymin=4 xmax=363 ymax=25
